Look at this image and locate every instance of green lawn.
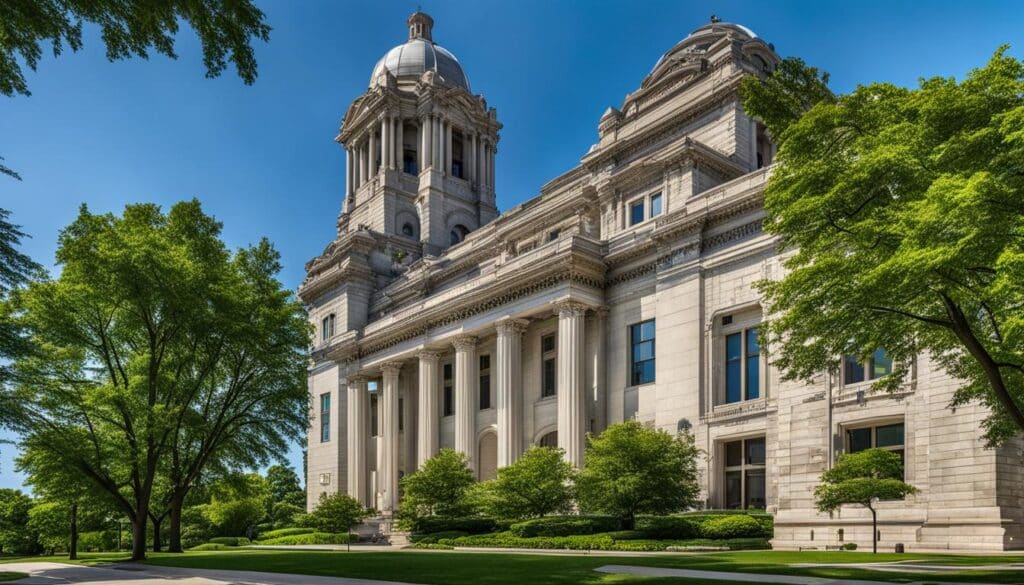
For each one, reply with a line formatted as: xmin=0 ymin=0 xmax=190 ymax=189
xmin=4 ymin=549 xmax=1024 ymax=584
xmin=0 ymin=573 xmax=27 ymax=582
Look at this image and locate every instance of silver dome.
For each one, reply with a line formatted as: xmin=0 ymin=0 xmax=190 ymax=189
xmin=369 ymin=38 xmax=470 ymax=91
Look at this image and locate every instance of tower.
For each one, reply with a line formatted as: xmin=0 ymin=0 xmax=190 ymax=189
xmin=336 ymin=11 xmax=501 ymax=257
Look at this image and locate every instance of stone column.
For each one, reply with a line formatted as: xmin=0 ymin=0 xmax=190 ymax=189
xmin=381 ymin=117 xmax=391 ymax=170
xmin=489 ymin=145 xmax=496 ymax=188
xmin=556 ymin=301 xmax=588 ymax=467
xmin=356 ymin=142 xmax=364 ymax=189
xmin=496 ymin=318 xmax=529 ymax=467
xmin=453 ymin=335 xmax=478 ymax=470
xmin=347 ymin=375 xmax=369 ymax=506
xmin=379 ymin=362 xmax=402 ymax=514
xmin=445 ymin=121 xmax=453 ymax=176
xmin=345 ymin=147 xmax=352 ymax=202
xmin=469 ymin=132 xmax=477 ymax=184
xmin=416 ymin=350 xmax=441 ymax=467
xmin=396 ymin=118 xmax=404 ymax=172
xmin=592 ymin=307 xmax=609 ymax=433
xmin=433 ymin=117 xmax=442 ymax=171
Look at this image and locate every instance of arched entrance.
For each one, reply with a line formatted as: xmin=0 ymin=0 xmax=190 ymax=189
xmin=538 ymin=430 xmax=558 ymax=448
xmin=477 ymin=431 xmax=498 ymax=481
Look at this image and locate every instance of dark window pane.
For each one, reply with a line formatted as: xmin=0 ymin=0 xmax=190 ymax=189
xmin=726 ymin=332 xmax=742 ymax=403
xmin=871 ymin=348 xmax=892 ymax=379
xmin=630 ymin=201 xmax=645 ymax=225
xmin=633 ymin=340 xmax=654 ymax=362
xmin=641 ymin=320 xmax=655 ymax=340
xmin=443 ymin=387 xmax=453 ymax=416
xmin=539 ymin=431 xmax=558 ymax=448
xmin=725 ymin=440 xmax=743 ymax=467
xmin=542 ymin=334 xmax=556 ymax=353
xmin=480 ymin=354 xmax=490 ymax=370
xmin=875 ymin=423 xmax=904 ymax=448
xmin=746 ymin=437 xmax=766 ymax=465
xmin=844 ymin=355 xmax=865 ymax=384
xmin=399 ymin=398 xmax=404 ymax=431
xmin=443 ymin=363 xmax=452 ymax=381
xmin=479 ymin=375 xmax=491 ymax=410
xmin=725 ymin=470 xmax=742 ymax=509
xmin=370 ymin=395 xmax=379 ymax=436
xmin=746 ymin=328 xmax=759 ymax=356
xmin=650 ymin=193 xmax=663 ymax=217
xmin=746 ymin=354 xmax=760 ymax=400
xmin=745 ymin=469 xmax=766 ymax=509
xmin=847 ymin=427 xmax=871 ymax=453
xmin=543 ymin=358 xmax=557 ymax=397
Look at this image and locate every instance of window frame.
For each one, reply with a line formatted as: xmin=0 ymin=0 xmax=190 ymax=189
xmin=442 ymin=362 xmax=454 ymax=417
xmin=843 ymin=419 xmax=906 ymax=478
xmin=626 ymin=190 xmax=664 ymax=227
xmin=479 ymin=354 xmax=492 ymax=410
xmin=842 ymin=348 xmax=893 ymax=387
xmin=319 ymin=392 xmax=331 ymax=442
xmin=629 ymin=319 xmax=656 ymax=386
xmin=321 ymin=313 xmax=336 ymax=343
xmin=541 ymin=332 xmax=557 ymax=398
xmin=716 ymin=309 xmax=765 ymax=406
xmin=721 ymin=436 xmax=767 ymax=510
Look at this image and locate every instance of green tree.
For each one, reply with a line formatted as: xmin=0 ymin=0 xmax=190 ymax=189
xmin=742 ymin=48 xmax=1024 ymax=444
xmin=0 ymin=0 xmax=271 ymax=98
xmin=576 ymin=421 xmax=700 ymax=529
xmin=484 ymin=446 xmax=575 ymax=520
xmin=310 ymin=492 xmax=368 ymax=549
xmin=0 ymin=208 xmax=40 ymax=383
xmin=266 ymin=464 xmax=305 ymax=509
xmin=26 ymin=501 xmax=68 ymax=554
xmin=399 ymin=449 xmax=476 ymax=522
xmin=0 ymin=488 xmax=37 ymax=555
xmin=1 ymin=200 xmax=306 ymax=560
xmin=204 ymin=474 xmax=269 ymax=537
xmin=814 ymin=448 xmax=916 ymax=553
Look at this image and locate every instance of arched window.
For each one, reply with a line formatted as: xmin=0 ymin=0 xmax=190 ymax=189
xmin=538 ymin=431 xmax=558 ymax=448
xmin=401 ymin=222 xmax=416 ymax=238
xmin=449 ymin=224 xmax=469 ymax=245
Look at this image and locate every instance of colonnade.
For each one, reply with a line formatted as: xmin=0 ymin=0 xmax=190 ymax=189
xmin=345 ymin=301 xmax=593 ymax=514
xmin=344 ymin=112 xmax=496 ymax=202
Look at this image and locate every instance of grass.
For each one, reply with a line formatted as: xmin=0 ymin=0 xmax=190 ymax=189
xmin=3 ymin=549 xmax=1023 ymax=584
xmin=0 ymin=573 xmax=27 ymax=582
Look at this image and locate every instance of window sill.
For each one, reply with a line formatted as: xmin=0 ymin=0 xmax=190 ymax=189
xmin=535 ymin=395 xmax=557 ymax=405
xmin=625 ymin=381 xmax=656 ymax=391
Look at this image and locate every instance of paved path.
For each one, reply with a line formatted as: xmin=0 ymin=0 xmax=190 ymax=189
xmin=791 ymin=561 xmax=1024 ymax=573
xmin=1 ymin=562 xmax=417 ymax=585
xmin=595 ymin=564 xmax=1002 ymax=585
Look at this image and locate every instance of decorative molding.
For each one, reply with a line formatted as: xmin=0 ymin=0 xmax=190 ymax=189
xmin=495 ymin=318 xmax=529 ymax=336
xmin=451 ymin=335 xmax=479 ymax=351
xmin=555 ymin=300 xmax=589 ymax=318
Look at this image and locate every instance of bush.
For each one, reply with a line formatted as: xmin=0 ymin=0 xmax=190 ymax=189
xmin=436 ymin=532 xmax=770 ymax=551
xmin=509 ymin=516 xmax=619 ymax=538
xmin=636 ymin=516 xmax=702 ymax=540
xmin=310 ymin=493 xmax=369 ymax=534
xmin=409 ymin=516 xmax=500 ymax=535
xmin=412 ymin=531 xmax=468 ymax=544
xmin=606 ymin=530 xmax=646 ymax=541
xmin=412 ymin=542 xmax=454 ymax=550
xmin=77 ymin=530 xmax=118 ymax=552
xmin=700 ymin=515 xmax=768 ymax=539
xmin=190 ymin=543 xmax=231 ymax=551
xmin=483 ymin=446 xmax=576 ymax=520
xmin=258 ymin=532 xmax=355 ymax=545
xmin=207 ymin=536 xmax=251 ymax=547
xmin=842 ymin=542 xmax=858 ymax=550
xmin=270 ymin=502 xmax=305 ymax=529
xmin=257 ymin=527 xmax=315 ymax=540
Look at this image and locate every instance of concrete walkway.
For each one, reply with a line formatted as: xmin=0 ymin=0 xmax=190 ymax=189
xmin=791 ymin=561 xmax=1024 ymax=573
xmin=595 ymin=564 xmax=1002 ymax=585
xmin=1 ymin=562 xmax=418 ymax=585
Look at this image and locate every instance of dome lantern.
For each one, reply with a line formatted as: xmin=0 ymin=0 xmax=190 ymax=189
xmin=407 ymin=10 xmax=433 ymax=41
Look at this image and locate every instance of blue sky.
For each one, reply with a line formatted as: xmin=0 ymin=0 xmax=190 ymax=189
xmin=1 ymin=0 xmax=1021 ymax=491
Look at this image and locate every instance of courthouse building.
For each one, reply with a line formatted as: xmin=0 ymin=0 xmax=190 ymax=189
xmin=302 ymin=11 xmax=1024 ymax=550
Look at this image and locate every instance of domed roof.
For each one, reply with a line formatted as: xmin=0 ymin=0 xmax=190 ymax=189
xmin=369 ymin=11 xmax=470 ymax=91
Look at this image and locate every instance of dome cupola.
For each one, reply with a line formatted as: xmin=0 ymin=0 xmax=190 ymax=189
xmin=369 ymin=11 xmax=470 ymax=91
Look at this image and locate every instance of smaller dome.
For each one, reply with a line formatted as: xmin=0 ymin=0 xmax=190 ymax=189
xmin=369 ymin=11 xmax=470 ymax=91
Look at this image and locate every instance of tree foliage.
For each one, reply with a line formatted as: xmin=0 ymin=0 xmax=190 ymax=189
xmin=266 ymin=464 xmax=305 ymax=508
xmin=0 ymin=200 xmax=308 ymax=559
xmin=399 ymin=449 xmax=477 ymax=521
xmin=740 ymin=56 xmax=835 ymax=139
xmin=814 ymin=448 xmax=916 ymax=553
xmin=309 ymin=492 xmax=368 ymax=535
xmin=744 ymin=47 xmax=1024 ymax=444
xmin=576 ymin=421 xmax=700 ymax=529
xmin=483 ymin=446 xmax=575 ymax=520
xmin=0 ymin=488 xmax=37 ymax=555
xmin=0 ymin=208 xmax=40 ymax=385
xmin=0 ymin=0 xmax=271 ymax=97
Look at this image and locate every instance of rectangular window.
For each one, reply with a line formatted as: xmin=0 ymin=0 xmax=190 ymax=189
xmin=319 ymin=393 xmax=331 ymax=442
xmin=721 ymin=317 xmax=763 ymax=406
xmin=844 ymin=348 xmax=891 ymax=385
xmin=443 ymin=363 xmax=454 ymax=416
xmin=399 ymin=397 xmax=404 ymax=432
xmin=650 ymin=192 xmax=663 ymax=217
xmin=369 ymin=393 xmax=378 ymax=437
xmin=479 ymin=354 xmax=491 ymax=410
xmin=321 ymin=314 xmax=335 ymax=342
xmin=722 ymin=437 xmax=767 ymax=509
xmin=542 ymin=333 xmax=557 ymax=397
xmin=629 ymin=319 xmax=656 ymax=385
xmin=846 ymin=421 xmax=906 ymax=475
xmin=630 ymin=200 xmax=645 ymax=225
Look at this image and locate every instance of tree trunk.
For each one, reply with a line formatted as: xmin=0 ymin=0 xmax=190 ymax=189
xmin=152 ymin=514 xmax=162 ymax=553
xmin=869 ymin=504 xmax=877 ymax=554
xmin=131 ymin=515 xmax=147 ymax=561
xmin=68 ymin=503 xmax=78 ymax=560
xmin=168 ymin=492 xmax=185 ymax=553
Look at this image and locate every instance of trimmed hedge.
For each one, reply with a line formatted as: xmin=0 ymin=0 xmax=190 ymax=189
xmin=413 ymin=531 xmax=469 ymax=544
xmin=509 ymin=516 xmax=619 ymax=538
xmin=410 ymin=516 xmax=502 ymax=535
xmin=700 ymin=515 xmax=768 ymax=539
xmin=190 ymin=543 xmax=231 ymax=551
xmin=258 ymin=532 xmax=355 ymax=545
xmin=412 ymin=542 xmax=455 ymax=550
xmin=635 ymin=516 xmax=702 ymax=540
xmin=208 ymin=536 xmax=251 ymax=547
xmin=437 ymin=531 xmax=769 ymax=551
xmin=257 ymin=527 xmax=315 ymax=540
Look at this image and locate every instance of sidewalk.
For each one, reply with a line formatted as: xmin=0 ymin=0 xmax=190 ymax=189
xmin=595 ymin=564 xmax=1003 ymax=585
xmin=0 ymin=562 xmax=419 ymax=585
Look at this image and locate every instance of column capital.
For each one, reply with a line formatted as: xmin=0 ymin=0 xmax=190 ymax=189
xmin=348 ymin=373 xmax=371 ymax=385
xmin=555 ymin=299 xmax=589 ymax=319
xmin=416 ymin=349 xmax=443 ymax=362
xmin=452 ymin=335 xmax=478 ymax=351
xmin=588 ymin=305 xmax=610 ymax=320
xmin=495 ymin=318 xmax=529 ymax=336
xmin=380 ymin=361 xmax=404 ymax=377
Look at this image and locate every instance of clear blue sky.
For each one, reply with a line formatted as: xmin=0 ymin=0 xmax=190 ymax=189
xmin=1 ymin=0 xmax=1021 ymax=492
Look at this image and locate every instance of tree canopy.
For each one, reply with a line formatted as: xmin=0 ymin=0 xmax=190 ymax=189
xmin=576 ymin=421 xmax=700 ymax=529
xmin=399 ymin=449 xmax=476 ymax=521
xmin=742 ymin=47 xmax=1024 ymax=444
xmin=0 ymin=0 xmax=271 ymax=98
xmin=482 ymin=446 xmax=575 ymax=520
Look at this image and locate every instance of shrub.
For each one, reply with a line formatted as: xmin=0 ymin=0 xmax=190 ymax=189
xmin=208 ymin=536 xmax=251 ymax=547
xmin=412 ymin=531 xmax=468 ymax=544
xmin=410 ymin=516 xmax=499 ymax=535
xmin=310 ymin=493 xmax=369 ymax=534
xmin=700 ymin=515 xmax=767 ymax=539
xmin=636 ymin=516 xmax=702 ymax=540
xmin=509 ymin=515 xmax=619 ymax=538
xmin=436 ymin=532 xmax=770 ymax=552
xmin=190 ymin=543 xmax=230 ymax=551
xmin=257 ymin=532 xmax=355 ymax=545
xmin=400 ymin=449 xmax=477 ymax=521
xmin=483 ymin=446 xmax=576 ymax=520
xmin=842 ymin=542 xmax=858 ymax=550
xmin=77 ymin=530 xmax=118 ymax=552
xmin=270 ymin=502 xmax=305 ymax=529
xmin=606 ymin=530 xmax=646 ymax=541
xmin=257 ymin=527 xmax=315 ymax=540
xmin=206 ymin=498 xmax=265 ymax=537
xmin=412 ymin=542 xmax=454 ymax=550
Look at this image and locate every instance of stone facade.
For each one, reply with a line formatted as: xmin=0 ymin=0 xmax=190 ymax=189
xmin=301 ymin=12 xmax=1024 ymax=551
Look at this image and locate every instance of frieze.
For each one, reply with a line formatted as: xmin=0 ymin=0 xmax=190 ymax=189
xmin=702 ymin=220 xmax=763 ymax=252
